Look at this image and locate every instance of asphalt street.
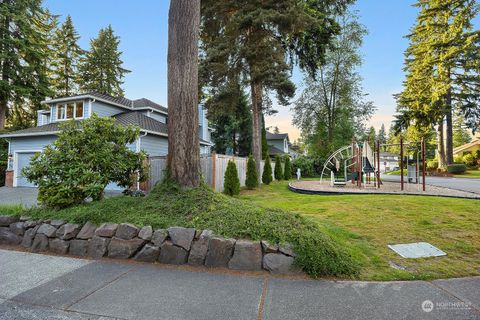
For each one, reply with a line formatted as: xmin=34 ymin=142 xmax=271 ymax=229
xmin=381 ymin=174 xmax=480 ymax=194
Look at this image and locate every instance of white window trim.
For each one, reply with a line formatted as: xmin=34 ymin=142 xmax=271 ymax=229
xmin=13 ymin=150 xmax=42 ymax=187
xmin=56 ymin=101 xmax=85 ymax=121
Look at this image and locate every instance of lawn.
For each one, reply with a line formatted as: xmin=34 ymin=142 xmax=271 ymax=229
xmin=240 ymin=181 xmax=480 ymax=281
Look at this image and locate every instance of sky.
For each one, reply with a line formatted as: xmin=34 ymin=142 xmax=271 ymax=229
xmin=43 ymin=0 xmax=477 ymax=141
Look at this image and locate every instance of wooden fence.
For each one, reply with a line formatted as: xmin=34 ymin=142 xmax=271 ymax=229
xmin=147 ymin=153 xmax=273 ymax=192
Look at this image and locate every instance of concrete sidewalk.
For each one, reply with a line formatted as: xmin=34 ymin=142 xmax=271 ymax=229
xmin=0 ymin=249 xmax=479 ymax=320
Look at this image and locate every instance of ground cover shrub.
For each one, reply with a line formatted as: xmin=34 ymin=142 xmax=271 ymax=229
xmin=223 ymin=160 xmax=240 ymax=196
xmin=447 ymin=163 xmax=467 ymax=174
xmin=274 ymin=155 xmax=283 ymax=180
xmin=245 ymin=155 xmax=258 ymax=189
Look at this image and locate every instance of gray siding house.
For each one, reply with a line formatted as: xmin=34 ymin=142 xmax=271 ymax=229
xmin=266 ymin=132 xmax=289 ymax=157
xmin=1 ymin=92 xmax=212 ymax=189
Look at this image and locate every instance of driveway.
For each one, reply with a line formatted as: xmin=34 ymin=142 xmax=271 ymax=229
xmin=0 ymin=249 xmax=479 ymax=320
xmin=381 ymin=175 xmax=480 ymax=194
xmin=0 ymin=187 xmax=123 ymax=208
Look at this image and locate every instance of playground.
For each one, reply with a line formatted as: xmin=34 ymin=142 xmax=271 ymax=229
xmin=290 ymin=138 xmax=480 ymax=199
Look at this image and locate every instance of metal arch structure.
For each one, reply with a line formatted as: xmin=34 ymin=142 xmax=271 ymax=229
xmin=320 ymin=145 xmax=355 ymax=183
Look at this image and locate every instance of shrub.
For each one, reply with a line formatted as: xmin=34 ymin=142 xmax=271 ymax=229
xmin=462 ymin=153 xmax=476 ymax=167
xmin=245 ymin=155 xmax=258 ymax=189
xmin=274 ymin=155 xmax=283 ymax=180
xmin=454 ymin=155 xmax=463 ymax=163
xmin=284 ymin=156 xmax=292 ymax=180
xmin=292 ymin=156 xmax=315 ymax=177
xmin=223 ymin=160 xmax=240 ymax=196
xmin=23 ymin=114 xmax=147 ymax=208
xmin=447 ymin=163 xmax=467 ymax=174
xmin=426 ymin=159 xmax=438 ymax=170
xmin=262 ymin=155 xmax=273 ymax=184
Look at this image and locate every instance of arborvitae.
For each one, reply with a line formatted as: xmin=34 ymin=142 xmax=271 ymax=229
xmin=245 ymin=155 xmax=258 ymax=189
xmin=223 ymin=160 xmax=240 ymax=196
xmin=79 ymin=25 xmax=130 ymax=96
xmin=274 ymin=155 xmax=283 ymax=180
xmin=51 ymin=15 xmax=84 ymax=97
xmin=261 ymin=126 xmax=268 ymax=160
xmin=262 ymin=155 xmax=273 ymax=185
xmin=283 ymin=156 xmax=292 ymax=180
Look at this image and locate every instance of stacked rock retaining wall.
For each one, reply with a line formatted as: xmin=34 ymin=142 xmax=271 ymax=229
xmin=0 ymin=216 xmax=296 ymax=274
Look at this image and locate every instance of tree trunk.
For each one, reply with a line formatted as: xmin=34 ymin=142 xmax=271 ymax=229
xmin=445 ymin=91 xmax=454 ymax=165
xmin=250 ymin=81 xmax=262 ymax=176
xmin=437 ymin=120 xmax=447 ymax=169
xmin=0 ymin=100 xmax=6 ymax=129
xmin=166 ymin=0 xmax=201 ymax=188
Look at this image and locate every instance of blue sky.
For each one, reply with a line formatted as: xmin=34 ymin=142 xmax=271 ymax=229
xmin=43 ymin=0 xmax=478 ymax=141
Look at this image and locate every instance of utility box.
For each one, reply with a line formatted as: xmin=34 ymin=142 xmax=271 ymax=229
xmin=407 ymin=165 xmax=417 ymax=183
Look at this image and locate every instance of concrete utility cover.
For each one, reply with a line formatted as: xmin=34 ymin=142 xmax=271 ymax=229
xmin=388 ymin=242 xmax=446 ymax=258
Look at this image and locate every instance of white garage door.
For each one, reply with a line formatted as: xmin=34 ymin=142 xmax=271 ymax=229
xmin=15 ymin=152 xmax=38 ymax=187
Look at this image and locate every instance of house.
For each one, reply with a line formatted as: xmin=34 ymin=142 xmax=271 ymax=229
xmin=453 ymin=133 xmax=480 ymax=158
xmin=0 ymin=91 xmax=212 ymax=189
xmin=379 ymin=152 xmax=400 ymax=173
xmin=266 ymin=132 xmax=289 ymax=158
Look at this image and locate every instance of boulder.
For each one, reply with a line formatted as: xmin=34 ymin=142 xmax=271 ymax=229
xmin=50 ymin=220 xmax=66 ymax=228
xmin=95 ymin=223 xmax=118 ymax=237
xmin=9 ymin=221 xmax=26 ymax=236
xmin=263 ymin=253 xmax=295 ymax=274
xmin=49 ymin=239 xmax=70 ymax=254
xmin=31 ymin=234 xmax=49 ymax=252
xmin=151 ymin=229 xmax=168 ymax=246
xmin=0 ymin=227 xmax=22 ymax=245
xmin=107 ymin=237 xmax=145 ymax=259
xmin=279 ymin=243 xmax=296 ymax=257
xmin=37 ymin=224 xmax=57 ymax=238
xmin=19 ymin=216 xmax=31 ymax=221
xmin=168 ymin=227 xmax=195 ymax=251
xmin=138 ymin=226 xmax=153 ymax=241
xmin=115 ymin=223 xmax=139 ymax=240
xmin=87 ymin=236 xmax=111 ymax=258
xmin=69 ymin=239 xmax=89 ymax=256
xmin=0 ymin=215 xmax=18 ymax=227
xmin=261 ymin=240 xmax=279 ymax=254
xmin=56 ymin=223 xmax=81 ymax=240
xmin=24 ymin=220 xmax=40 ymax=229
xmin=76 ymin=222 xmax=97 ymax=239
xmin=228 ymin=240 xmax=263 ymax=271
xmin=134 ymin=244 xmax=160 ymax=262
xmin=188 ymin=230 xmax=213 ymax=265
xmin=205 ymin=237 xmax=235 ymax=268
xmin=21 ymin=225 xmax=40 ymax=248
xmin=158 ymin=241 xmax=188 ymax=265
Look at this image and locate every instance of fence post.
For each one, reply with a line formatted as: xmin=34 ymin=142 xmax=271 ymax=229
xmin=211 ymin=152 xmax=217 ymax=190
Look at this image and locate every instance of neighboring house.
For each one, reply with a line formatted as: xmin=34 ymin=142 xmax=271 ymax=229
xmin=453 ymin=133 xmax=480 ymax=158
xmin=380 ymin=152 xmax=400 ymax=173
xmin=0 ymin=92 xmax=212 ymax=189
xmin=288 ymin=142 xmax=301 ymax=159
xmin=266 ymin=132 xmax=289 ymax=158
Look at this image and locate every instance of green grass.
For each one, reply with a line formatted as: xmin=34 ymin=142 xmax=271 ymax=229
xmin=240 ymin=181 xmax=480 ymax=281
xmin=453 ymin=168 xmax=480 ymax=179
xmin=386 ymin=169 xmax=407 ymax=176
xmin=16 ymin=181 xmax=359 ymax=278
xmin=0 ymin=204 xmax=24 ymax=215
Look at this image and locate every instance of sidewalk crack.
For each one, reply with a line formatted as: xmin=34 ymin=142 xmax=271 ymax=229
xmin=257 ymin=275 xmax=269 ymax=320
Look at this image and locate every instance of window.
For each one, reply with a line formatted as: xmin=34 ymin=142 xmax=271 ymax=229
xmin=56 ymin=101 xmax=84 ymax=120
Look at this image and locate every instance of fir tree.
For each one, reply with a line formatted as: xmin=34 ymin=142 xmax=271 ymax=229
xmin=274 ymin=155 xmax=283 ymax=180
xmin=283 ymin=156 xmax=292 ymax=180
xmin=245 ymin=155 xmax=258 ymax=189
xmin=79 ymin=25 xmax=130 ymax=96
xmin=261 ymin=126 xmax=268 ymax=160
xmin=51 ymin=15 xmax=84 ymax=97
xmin=262 ymin=155 xmax=273 ymax=185
xmin=377 ymin=124 xmax=387 ymax=145
xmin=223 ymin=160 xmax=240 ymax=196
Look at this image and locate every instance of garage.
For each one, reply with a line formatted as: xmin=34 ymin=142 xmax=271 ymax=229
xmin=15 ymin=152 xmax=39 ymax=187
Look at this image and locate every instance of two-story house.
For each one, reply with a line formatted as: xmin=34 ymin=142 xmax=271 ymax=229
xmin=0 ymin=91 xmax=212 ymax=189
xmin=266 ymin=131 xmax=289 ymax=158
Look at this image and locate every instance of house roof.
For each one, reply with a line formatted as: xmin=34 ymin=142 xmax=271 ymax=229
xmin=453 ymin=139 xmax=479 ymax=154
xmin=268 ymin=145 xmax=286 ymax=155
xmin=114 ymin=111 xmax=168 ymax=135
xmin=266 ymin=132 xmax=289 ymax=140
xmin=43 ymin=91 xmax=168 ymax=115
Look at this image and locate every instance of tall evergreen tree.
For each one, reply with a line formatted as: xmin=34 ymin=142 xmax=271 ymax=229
xmin=283 ymin=156 xmax=292 ymax=180
xmin=261 ymin=126 xmax=268 ymax=160
xmin=453 ymin=110 xmax=472 ymax=148
xmin=0 ymin=0 xmax=53 ymax=129
xmin=377 ymin=124 xmax=387 ymax=145
xmin=262 ymin=155 xmax=273 ymax=185
xmin=79 ymin=25 xmax=130 ymax=96
xmin=274 ymin=155 xmax=283 ymax=180
xmin=51 ymin=15 xmax=84 ymax=97
xmin=245 ymin=155 xmax=258 ymax=189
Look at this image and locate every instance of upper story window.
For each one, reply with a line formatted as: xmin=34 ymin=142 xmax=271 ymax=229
xmin=57 ymin=101 xmax=84 ymax=120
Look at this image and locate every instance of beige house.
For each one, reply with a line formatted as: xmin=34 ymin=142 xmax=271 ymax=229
xmin=453 ymin=132 xmax=480 ymax=157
